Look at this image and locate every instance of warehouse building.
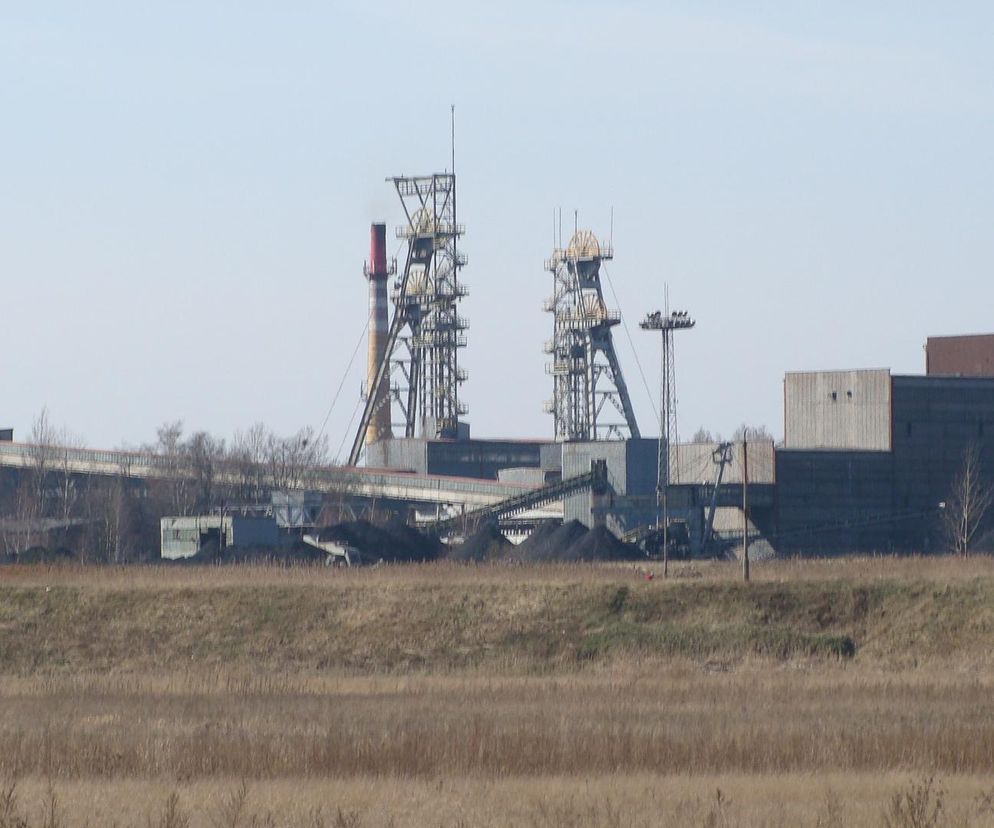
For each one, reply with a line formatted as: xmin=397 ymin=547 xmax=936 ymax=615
xmin=776 ymin=366 xmax=994 ymax=553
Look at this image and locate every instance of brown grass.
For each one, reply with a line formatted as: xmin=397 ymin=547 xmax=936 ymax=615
xmin=3 ymin=665 xmax=994 ymax=781
xmin=5 ymin=558 xmax=994 ymax=673
xmin=3 ymin=774 xmax=994 ymax=827
xmin=3 ymin=558 xmax=994 ymax=825
xmin=4 ymin=554 xmax=994 ymax=589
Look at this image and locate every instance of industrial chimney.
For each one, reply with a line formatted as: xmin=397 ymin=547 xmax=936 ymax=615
xmin=364 ymin=223 xmax=393 ymax=446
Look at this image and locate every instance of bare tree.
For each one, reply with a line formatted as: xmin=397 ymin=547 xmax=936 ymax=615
xmin=12 ymin=410 xmax=85 ymax=550
xmin=28 ymin=410 xmax=90 ymax=522
xmin=53 ymin=430 xmax=86 ymax=522
xmin=231 ymin=422 xmax=270 ymax=502
xmin=25 ymin=408 xmax=58 ymax=516
xmin=732 ymin=423 xmax=774 ymax=443
xmin=942 ymin=445 xmax=994 ymax=556
xmin=266 ymin=427 xmax=328 ymax=490
xmin=148 ymin=421 xmax=195 ymax=516
xmin=186 ymin=431 xmax=226 ymax=512
xmin=1 ymin=476 xmax=41 ymax=556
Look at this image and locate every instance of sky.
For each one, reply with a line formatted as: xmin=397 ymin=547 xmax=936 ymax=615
xmin=3 ymin=2 xmax=994 ymax=457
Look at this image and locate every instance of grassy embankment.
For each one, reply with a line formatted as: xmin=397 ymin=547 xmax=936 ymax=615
xmin=2 ymin=558 xmax=994 ymax=825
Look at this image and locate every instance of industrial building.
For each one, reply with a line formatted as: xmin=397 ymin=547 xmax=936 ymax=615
xmin=776 ymin=366 xmax=994 ymax=553
xmin=343 ymin=169 xmax=673 ymax=540
xmin=160 ymin=515 xmax=280 ymax=560
xmin=366 ymin=437 xmax=559 ymax=481
xmin=4 ymin=163 xmax=992 ymax=560
xmin=338 ymin=169 xmax=994 ymax=555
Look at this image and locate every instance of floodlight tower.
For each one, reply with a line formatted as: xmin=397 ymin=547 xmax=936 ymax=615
xmin=641 ymin=307 xmax=695 ymax=573
xmin=543 ymin=230 xmax=640 ymax=442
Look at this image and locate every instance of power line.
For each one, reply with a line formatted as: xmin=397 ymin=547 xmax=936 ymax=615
xmin=315 ymin=319 xmax=368 ymax=448
xmin=601 ymin=262 xmax=661 ymax=429
xmin=335 ymin=396 xmax=365 ymax=464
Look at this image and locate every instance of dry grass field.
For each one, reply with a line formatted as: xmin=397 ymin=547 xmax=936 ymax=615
xmin=3 ymin=557 xmax=994 ymax=826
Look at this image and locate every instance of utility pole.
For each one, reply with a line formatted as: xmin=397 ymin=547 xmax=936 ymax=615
xmin=662 ymin=477 xmax=669 ymax=579
xmin=742 ymin=440 xmax=750 ymax=582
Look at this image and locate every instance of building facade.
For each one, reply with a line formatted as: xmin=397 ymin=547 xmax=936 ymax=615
xmin=776 ymin=369 xmax=994 ymax=554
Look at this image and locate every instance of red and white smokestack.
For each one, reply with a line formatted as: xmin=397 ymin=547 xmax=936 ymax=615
xmin=364 ymin=223 xmax=392 ymax=446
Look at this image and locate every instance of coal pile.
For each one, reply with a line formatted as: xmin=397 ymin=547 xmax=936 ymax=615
xmin=568 ymin=525 xmax=642 ymax=562
xmin=512 ymin=520 xmax=561 ymax=558
xmin=385 ymin=515 xmax=444 ymax=559
xmin=318 ymin=519 xmax=440 ymax=562
xmin=518 ymin=520 xmax=589 ymax=563
xmin=448 ymin=522 xmax=512 ymax=562
xmin=515 ymin=520 xmax=642 ymax=562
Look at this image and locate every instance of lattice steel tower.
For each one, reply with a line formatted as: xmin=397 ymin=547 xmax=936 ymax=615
xmin=348 ymin=173 xmax=468 ymax=465
xmin=640 ymin=306 xmax=695 ymax=498
xmin=543 ymin=230 xmax=640 ymax=442
xmin=390 ymin=174 xmax=468 ymax=439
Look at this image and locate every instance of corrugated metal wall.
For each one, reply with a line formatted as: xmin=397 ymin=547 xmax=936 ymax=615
xmin=776 ymin=450 xmax=894 ymax=554
xmin=365 ymin=439 xmax=428 ymax=474
xmin=562 ymin=439 xmax=659 ymax=528
xmin=784 ymin=369 xmax=892 ymax=451
xmin=673 ymin=441 xmax=776 ymax=484
xmin=890 ymin=375 xmax=994 ymax=550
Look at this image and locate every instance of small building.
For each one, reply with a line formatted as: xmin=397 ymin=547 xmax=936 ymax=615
xmin=0 ymin=429 xmax=12 ymax=442
xmin=926 ymin=333 xmax=994 ymax=378
xmin=160 ymin=515 xmax=280 ymax=560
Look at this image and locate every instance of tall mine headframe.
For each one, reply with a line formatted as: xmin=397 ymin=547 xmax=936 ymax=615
xmin=348 ymin=173 xmax=468 ymax=465
xmin=391 ymin=174 xmax=468 ymax=439
xmin=543 ymin=230 xmax=640 ymax=442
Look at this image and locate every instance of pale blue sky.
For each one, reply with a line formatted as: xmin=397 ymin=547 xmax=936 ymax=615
xmin=3 ymin=3 xmax=993 ymax=454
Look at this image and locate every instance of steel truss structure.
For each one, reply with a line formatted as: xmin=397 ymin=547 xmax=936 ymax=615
xmin=543 ymin=230 xmax=640 ymax=442
xmin=640 ymin=308 xmax=695 ymax=487
xmin=348 ymin=174 xmax=468 ymax=465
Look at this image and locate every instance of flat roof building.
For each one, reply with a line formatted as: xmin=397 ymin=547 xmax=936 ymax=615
xmin=926 ymin=334 xmax=994 ymax=378
xmin=777 ymin=368 xmax=994 ymax=553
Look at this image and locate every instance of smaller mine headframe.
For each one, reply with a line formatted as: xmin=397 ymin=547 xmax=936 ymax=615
xmin=543 ymin=230 xmax=640 ymax=442
xmin=349 ymin=173 xmax=469 ymax=466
